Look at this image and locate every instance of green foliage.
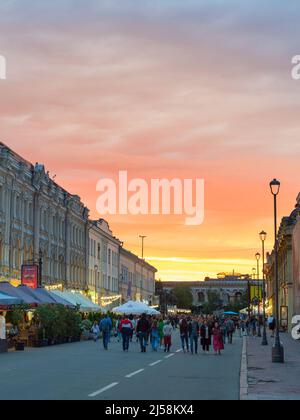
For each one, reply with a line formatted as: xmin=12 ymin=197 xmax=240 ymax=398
xmin=172 ymin=286 xmax=193 ymax=309
xmin=224 ymin=291 xmax=248 ymax=313
xmin=6 ymin=305 xmax=29 ymax=327
xmin=33 ymin=304 xmax=83 ymax=342
xmin=201 ymin=291 xmax=221 ymax=315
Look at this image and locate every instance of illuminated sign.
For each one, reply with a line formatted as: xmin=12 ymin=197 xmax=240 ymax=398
xmin=21 ymin=265 xmax=39 ymax=289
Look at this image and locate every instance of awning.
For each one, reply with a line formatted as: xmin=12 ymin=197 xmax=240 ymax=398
xmin=17 ymin=285 xmax=74 ymax=307
xmin=0 ymin=291 xmax=22 ymax=306
xmin=51 ymin=290 xmax=103 ymax=312
xmin=0 ymin=282 xmax=39 ymax=306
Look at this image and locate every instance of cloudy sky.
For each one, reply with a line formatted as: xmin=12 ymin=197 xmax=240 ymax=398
xmin=1 ymin=0 xmax=300 ymax=281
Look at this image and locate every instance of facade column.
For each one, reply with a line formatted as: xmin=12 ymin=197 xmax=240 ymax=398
xmin=33 ymin=192 xmax=40 ymax=260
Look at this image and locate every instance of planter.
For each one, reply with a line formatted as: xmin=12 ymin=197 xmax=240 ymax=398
xmin=15 ymin=342 xmax=25 ymax=352
xmin=0 ymin=339 xmax=8 ymax=353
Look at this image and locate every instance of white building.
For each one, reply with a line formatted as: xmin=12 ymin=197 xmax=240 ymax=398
xmin=88 ymin=219 xmax=121 ymax=307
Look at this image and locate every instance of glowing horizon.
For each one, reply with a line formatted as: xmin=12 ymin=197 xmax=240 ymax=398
xmin=1 ymin=1 xmax=300 ymax=282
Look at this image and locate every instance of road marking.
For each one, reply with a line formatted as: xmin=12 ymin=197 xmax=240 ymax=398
xmin=165 ymin=353 xmax=175 ymax=359
xmin=149 ymin=360 xmax=162 ymax=367
xmin=176 ymin=349 xmax=182 ymax=353
xmin=126 ymin=369 xmax=145 ymax=378
xmin=88 ymin=382 xmax=119 ymax=398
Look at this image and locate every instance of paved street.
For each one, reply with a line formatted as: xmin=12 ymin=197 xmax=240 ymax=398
xmin=246 ymin=333 xmax=300 ymax=400
xmin=0 ymin=333 xmax=242 ymax=400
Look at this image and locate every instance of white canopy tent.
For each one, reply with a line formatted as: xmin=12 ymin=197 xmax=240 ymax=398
xmin=112 ymin=300 xmax=160 ymax=316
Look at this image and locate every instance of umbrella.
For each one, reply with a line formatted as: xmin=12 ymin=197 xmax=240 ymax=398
xmin=223 ymin=311 xmax=239 ymax=316
xmin=112 ymin=300 xmax=160 ymax=315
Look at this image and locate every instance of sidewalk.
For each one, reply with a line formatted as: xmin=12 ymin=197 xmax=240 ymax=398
xmin=245 ymin=332 xmax=300 ymax=400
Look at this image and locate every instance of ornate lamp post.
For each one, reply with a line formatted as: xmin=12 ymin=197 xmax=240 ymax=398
xmin=255 ymin=252 xmax=261 ymax=337
xmin=270 ymin=179 xmax=284 ymax=363
xmin=260 ymin=230 xmax=268 ymax=346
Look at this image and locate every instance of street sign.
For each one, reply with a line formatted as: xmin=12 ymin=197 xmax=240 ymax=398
xmin=21 ymin=264 xmax=39 ymax=289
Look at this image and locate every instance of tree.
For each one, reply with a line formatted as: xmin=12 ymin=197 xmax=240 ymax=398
xmin=201 ymin=291 xmax=221 ymax=315
xmin=172 ymin=286 xmax=193 ymax=309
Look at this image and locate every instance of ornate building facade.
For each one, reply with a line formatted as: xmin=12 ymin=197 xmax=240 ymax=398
xmin=88 ymin=219 xmax=122 ymax=307
xmin=0 ymin=142 xmax=89 ymax=290
xmin=120 ymin=248 xmax=157 ymax=305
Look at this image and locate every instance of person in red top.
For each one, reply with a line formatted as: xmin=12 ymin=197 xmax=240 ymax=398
xmin=119 ymin=315 xmax=134 ymax=352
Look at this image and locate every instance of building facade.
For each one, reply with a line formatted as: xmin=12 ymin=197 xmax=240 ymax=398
xmin=0 ymin=142 xmax=89 ymax=290
xmin=120 ymin=248 xmax=157 ymax=305
xmin=88 ymin=219 xmax=122 ymax=307
xmin=266 ymin=210 xmax=297 ymax=330
xmin=0 ymin=142 xmax=158 ymax=306
xmin=158 ymin=274 xmax=256 ymax=309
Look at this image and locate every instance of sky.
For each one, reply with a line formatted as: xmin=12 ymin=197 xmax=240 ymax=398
xmin=1 ymin=0 xmax=300 ymax=281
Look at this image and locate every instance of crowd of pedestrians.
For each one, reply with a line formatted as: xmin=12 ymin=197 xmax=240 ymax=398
xmin=89 ymin=313 xmax=247 ymax=356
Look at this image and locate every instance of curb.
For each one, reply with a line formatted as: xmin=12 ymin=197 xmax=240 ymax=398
xmin=240 ymin=336 xmax=248 ymax=400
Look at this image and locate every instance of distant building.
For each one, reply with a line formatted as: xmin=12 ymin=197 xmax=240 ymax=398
xmin=159 ymin=274 xmax=254 ymax=308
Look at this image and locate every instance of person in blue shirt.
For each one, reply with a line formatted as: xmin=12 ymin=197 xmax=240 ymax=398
xmin=99 ymin=315 xmax=112 ymax=350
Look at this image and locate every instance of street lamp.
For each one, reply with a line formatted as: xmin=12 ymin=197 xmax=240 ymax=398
xmin=255 ymin=253 xmax=261 ymax=337
xmin=94 ymin=265 xmax=98 ymax=304
xmin=270 ymin=179 xmax=284 ymax=363
xmin=139 ymin=235 xmax=147 ymax=259
xmin=260 ymin=230 xmax=268 ymax=346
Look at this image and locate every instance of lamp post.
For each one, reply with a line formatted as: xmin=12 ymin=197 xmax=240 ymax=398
xmin=260 ymin=230 xmax=268 ymax=346
xmin=38 ymin=250 xmax=43 ymax=288
xmin=255 ymin=252 xmax=261 ymax=337
xmin=139 ymin=235 xmax=147 ymax=259
xmin=94 ymin=265 xmax=98 ymax=305
xmin=270 ymin=179 xmax=284 ymax=363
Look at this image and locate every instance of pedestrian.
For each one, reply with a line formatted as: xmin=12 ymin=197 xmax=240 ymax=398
xmin=91 ymin=321 xmax=100 ymax=342
xmin=158 ymin=318 xmax=164 ymax=349
xmin=212 ymin=322 xmax=224 ymax=356
xmin=99 ymin=315 xmax=112 ymax=350
xmin=268 ymin=315 xmax=276 ymax=338
xmin=150 ymin=320 xmax=160 ymax=352
xmin=163 ymin=320 xmax=173 ymax=353
xmin=137 ymin=313 xmax=150 ymax=353
xmin=179 ymin=317 xmax=189 ymax=353
xmin=119 ymin=315 xmax=134 ymax=352
xmin=200 ymin=320 xmax=212 ymax=353
xmin=225 ymin=318 xmax=235 ymax=344
xmin=188 ymin=317 xmax=200 ymax=355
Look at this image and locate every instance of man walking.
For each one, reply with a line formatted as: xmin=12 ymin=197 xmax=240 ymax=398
xmin=99 ymin=315 xmax=112 ymax=350
xmin=179 ymin=317 xmax=189 ymax=353
xmin=137 ymin=313 xmax=150 ymax=353
xmin=188 ymin=317 xmax=200 ymax=355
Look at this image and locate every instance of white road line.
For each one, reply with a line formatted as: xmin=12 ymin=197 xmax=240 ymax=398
xmin=88 ymin=382 xmax=119 ymax=398
xmin=165 ymin=353 xmax=175 ymax=359
xmin=125 ymin=369 xmax=145 ymax=378
xmin=149 ymin=360 xmax=162 ymax=367
xmin=176 ymin=349 xmax=182 ymax=353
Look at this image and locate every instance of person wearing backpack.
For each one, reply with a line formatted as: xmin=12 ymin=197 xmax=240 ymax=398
xmin=99 ymin=315 xmax=112 ymax=350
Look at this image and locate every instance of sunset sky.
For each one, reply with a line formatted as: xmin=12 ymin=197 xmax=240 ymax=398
xmin=1 ymin=1 xmax=300 ymax=281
